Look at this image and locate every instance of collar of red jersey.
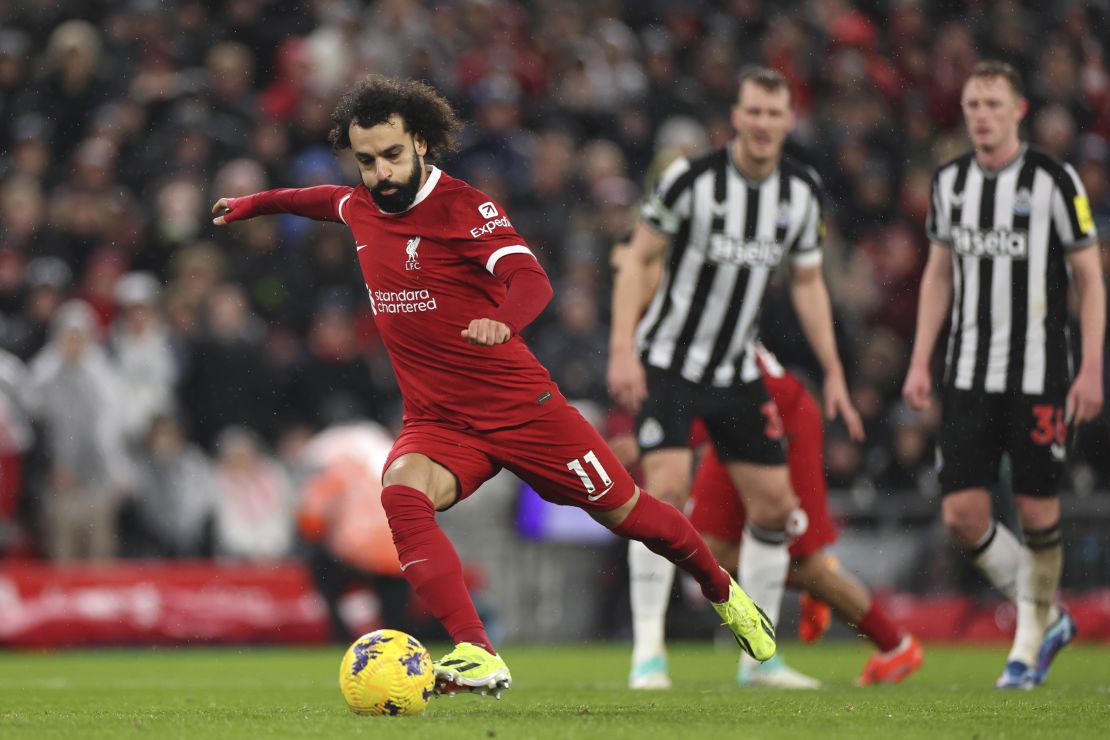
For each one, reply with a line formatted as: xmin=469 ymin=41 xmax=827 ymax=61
xmin=372 ymin=165 xmax=442 ymax=215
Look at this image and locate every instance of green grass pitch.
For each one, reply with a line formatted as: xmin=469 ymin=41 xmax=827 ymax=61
xmin=2 ymin=642 xmax=1108 ymax=739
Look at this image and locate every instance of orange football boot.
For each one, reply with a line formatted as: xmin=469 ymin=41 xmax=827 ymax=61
xmin=856 ymin=635 xmax=924 ymax=686
xmin=798 ymin=592 xmax=832 ymax=643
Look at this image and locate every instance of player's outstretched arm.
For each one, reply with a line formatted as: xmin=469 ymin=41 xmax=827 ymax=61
xmin=211 ymin=185 xmax=353 ymax=226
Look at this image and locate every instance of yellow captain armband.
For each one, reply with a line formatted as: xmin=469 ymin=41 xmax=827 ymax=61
xmin=1074 ymin=195 xmax=1094 ymax=235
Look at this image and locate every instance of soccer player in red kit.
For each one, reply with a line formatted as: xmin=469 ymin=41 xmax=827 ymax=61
xmin=212 ymin=76 xmax=775 ymax=697
xmin=688 ymin=345 xmax=923 ymax=687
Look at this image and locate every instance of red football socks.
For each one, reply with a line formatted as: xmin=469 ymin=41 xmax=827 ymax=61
xmin=380 ymin=484 xmax=495 ymax=655
xmin=856 ymin=600 xmax=903 ymax=652
xmin=612 ymin=491 xmax=731 ymax=603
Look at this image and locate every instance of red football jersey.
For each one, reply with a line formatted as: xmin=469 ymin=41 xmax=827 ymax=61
xmin=324 ymin=167 xmax=560 ymax=430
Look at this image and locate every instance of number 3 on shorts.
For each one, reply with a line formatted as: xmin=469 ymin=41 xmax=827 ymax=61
xmin=1030 ymin=404 xmax=1066 ymax=446
xmin=566 ymin=450 xmax=613 ymax=495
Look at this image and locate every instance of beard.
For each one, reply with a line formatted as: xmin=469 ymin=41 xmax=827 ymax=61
xmin=370 ymin=149 xmax=424 ymax=213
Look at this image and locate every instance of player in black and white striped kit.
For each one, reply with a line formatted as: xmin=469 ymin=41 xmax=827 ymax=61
xmin=903 ymin=61 xmax=1104 ymax=689
xmin=609 ymin=67 xmax=863 ymax=689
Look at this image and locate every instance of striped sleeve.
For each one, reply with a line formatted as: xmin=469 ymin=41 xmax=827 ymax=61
xmin=640 ymin=157 xmax=692 ymax=235
xmin=925 ymin=167 xmax=950 ymax=244
xmin=790 ymin=168 xmax=824 ymax=268
xmin=1051 ymin=162 xmax=1099 ymax=250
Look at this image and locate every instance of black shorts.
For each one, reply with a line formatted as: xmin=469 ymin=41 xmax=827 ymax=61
xmin=636 ymin=365 xmax=786 ymax=465
xmin=938 ymin=388 xmax=1068 ymax=498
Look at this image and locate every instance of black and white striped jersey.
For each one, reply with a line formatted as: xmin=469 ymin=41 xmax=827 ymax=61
xmin=636 ymin=147 xmax=824 ymax=387
xmin=927 ymin=144 xmax=1099 ymax=395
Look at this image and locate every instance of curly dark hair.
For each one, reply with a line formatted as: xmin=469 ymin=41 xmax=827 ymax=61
xmin=328 ymin=75 xmax=463 ymax=160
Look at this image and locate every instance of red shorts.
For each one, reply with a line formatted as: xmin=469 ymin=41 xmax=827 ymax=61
xmin=687 ymin=371 xmax=837 ymax=560
xmin=385 ymin=397 xmax=637 ymax=513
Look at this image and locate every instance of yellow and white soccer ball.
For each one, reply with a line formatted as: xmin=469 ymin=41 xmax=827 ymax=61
xmin=338 ymin=629 xmax=435 ymax=716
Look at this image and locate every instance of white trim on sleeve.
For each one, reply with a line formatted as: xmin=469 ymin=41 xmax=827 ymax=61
xmin=485 ymin=245 xmax=535 ymax=274
xmin=337 ymin=193 xmax=352 ymax=224
xmin=791 ymin=249 xmax=823 ymax=269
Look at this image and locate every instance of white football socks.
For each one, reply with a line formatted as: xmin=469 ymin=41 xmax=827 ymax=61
xmin=629 ymin=540 xmax=676 ymax=668
xmin=1008 ymin=525 xmax=1063 ymax=666
xmin=738 ymin=524 xmax=789 ymax=669
xmin=970 ymin=521 xmax=1021 ymax=602
xmin=971 ymin=521 xmax=1061 ymax=666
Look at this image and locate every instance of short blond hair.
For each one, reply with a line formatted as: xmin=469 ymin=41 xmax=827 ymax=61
xmin=737 ymin=66 xmax=791 ymax=104
xmin=968 ymin=60 xmax=1024 ymax=98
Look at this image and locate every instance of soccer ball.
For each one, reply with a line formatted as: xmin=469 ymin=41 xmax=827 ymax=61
xmin=338 ymin=629 xmax=436 ymax=716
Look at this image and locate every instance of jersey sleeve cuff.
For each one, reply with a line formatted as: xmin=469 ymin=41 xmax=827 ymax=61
xmin=926 ymin=230 xmax=952 ymax=246
xmin=791 ymin=249 xmax=823 ymax=269
xmin=1065 ymin=235 xmax=1099 ymax=252
xmin=337 ymin=193 xmax=352 ymax=224
xmin=485 ymin=245 xmax=535 ymax=274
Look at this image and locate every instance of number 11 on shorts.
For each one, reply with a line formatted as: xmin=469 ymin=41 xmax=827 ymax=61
xmin=567 ymin=450 xmax=613 ymax=494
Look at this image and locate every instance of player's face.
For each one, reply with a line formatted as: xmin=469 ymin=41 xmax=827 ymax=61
xmin=349 ymin=115 xmax=429 ymax=213
xmin=961 ymin=76 xmax=1026 ymax=154
xmin=731 ymin=82 xmax=794 ymax=167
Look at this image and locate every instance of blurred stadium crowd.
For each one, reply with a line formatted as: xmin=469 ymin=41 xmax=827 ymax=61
xmin=0 ymin=0 xmax=1109 ymax=562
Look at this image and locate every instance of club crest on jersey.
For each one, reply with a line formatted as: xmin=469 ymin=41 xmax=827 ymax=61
xmin=478 ymin=201 xmax=498 ymax=219
xmin=1013 ymin=187 xmax=1032 ymax=216
xmin=405 ymin=237 xmax=421 ymax=270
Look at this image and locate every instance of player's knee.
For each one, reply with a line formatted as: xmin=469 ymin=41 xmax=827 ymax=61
xmin=645 ymin=482 xmax=686 ymax=508
xmin=382 ymin=455 xmax=456 ymax=510
xmin=942 ymin=502 xmax=989 ymax=548
xmin=380 ymin=484 xmax=435 ymax=522
xmin=747 ymin=490 xmax=796 ymax=530
xmin=642 ymin=468 xmax=689 ymax=507
xmin=1014 ymin=495 xmax=1060 ymax=531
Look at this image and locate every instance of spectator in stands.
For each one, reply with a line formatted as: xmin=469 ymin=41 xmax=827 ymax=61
xmin=25 ymin=300 xmax=130 ymax=561
xmin=282 ymin=299 xmax=380 ymax=431
xmin=452 ymin=74 xmax=533 ymax=194
xmin=212 ymin=426 xmax=293 ymax=560
xmin=0 ymin=176 xmax=45 ymax=257
xmin=109 ymin=272 xmax=179 ymax=444
xmin=178 ymin=283 xmax=273 ymax=448
xmin=0 ymin=29 xmax=31 ymax=149
xmin=126 ymin=413 xmax=215 ymax=558
xmin=2 ymin=257 xmax=71 ymax=363
xmin=18 ymin=20 xmax=114 ymax=163
xmin=532 ymin=285 xmax=610 ymax=405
